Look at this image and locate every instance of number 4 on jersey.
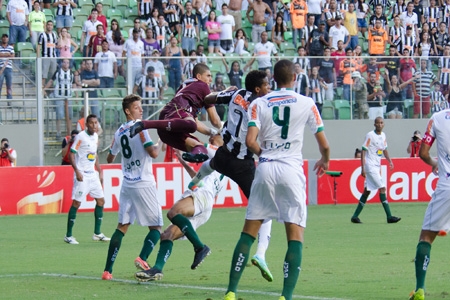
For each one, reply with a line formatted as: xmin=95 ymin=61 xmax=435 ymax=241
xmin=272 ymin=106 xmax=290 ymax=139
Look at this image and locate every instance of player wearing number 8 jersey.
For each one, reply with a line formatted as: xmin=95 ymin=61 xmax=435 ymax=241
xmin=101 ymin=94 xmax=163 ymax=280
xmin=224 ymin=60 xmax=330 ymax=300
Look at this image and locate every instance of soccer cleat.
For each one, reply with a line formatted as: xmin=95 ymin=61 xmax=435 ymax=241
xmin=387 ymin=216 xmax=401 ymax=223
xmin=64 ymin=236 xmax=79 ymax=244
xmin=135 ymin=267 xmax=163 ymax=282
xmin=182 ymin=152 xmax=209 ymax=163
xmin=188 ymin=180 xmax=204 ymax=191
xmin=251 ymin=255 xmax=274 ymax=282
xmin=102 ymin=271 xmax=113 ymax=280
xmin=223 ymin=291 xmax=236 ymax=300
xmin=351 ymin=217 xmax=362 ymax=224
xmin=134 ymin=257 xmax=150 ymax=271
xmin=409 ymin=288 xmax=425 ymax=300
xmin=129 ymin=121 xmax=144 ymax=138
xmin=191 ymin=245 xmax=211 ymax=270
xmin=93 ymin=233 xmax=111 ymax=241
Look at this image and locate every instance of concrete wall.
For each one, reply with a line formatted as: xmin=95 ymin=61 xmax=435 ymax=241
xmin=2 ymin=118 xmax=435 ymax=166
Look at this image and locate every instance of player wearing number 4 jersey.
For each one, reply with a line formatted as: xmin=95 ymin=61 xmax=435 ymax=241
xmin=188 ymin=70 xmax=275 ymax=282
xmin=224 ymin=60 xmax=330 ymax=300
xmin=409 ymin=109 xmax=450 ymax=300
xmin=102 ymin=94 xmax=163 ymax=281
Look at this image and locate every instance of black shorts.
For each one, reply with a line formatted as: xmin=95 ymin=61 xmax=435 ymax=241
xmin=43 ymin=0 xmax=52 ymax=4
xmin=212 ymin=146 xmax=255 ymax=199
xmin=220 ymin=40 xmax=233 ymax=51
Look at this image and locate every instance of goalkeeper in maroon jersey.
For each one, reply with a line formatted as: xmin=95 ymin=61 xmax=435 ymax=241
xmin=130 ymin=63 xmax=234 ymax=163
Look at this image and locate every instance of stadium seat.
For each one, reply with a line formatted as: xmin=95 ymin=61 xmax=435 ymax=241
xmin=43 ymin=8 xmax=54 ymax=20
xmin=97 ymin=0 xmax=114 ymax=11
xmin=107 ymin=8 xmax=123 ymax=19
xmin=114 ymin=75 xmax=126 ymax=88
xmin=113 ymin=0 xmax=129 ymax=14
xmin=129 ymin=0 xmax=138 ymax=8
xmin=0 ymin=20 xmax=9 ymax=38
xmin=321 ymin=101 xmax=335 ymax=120
xmin=163 ymin=87 xmax=176 ymax=100
xmin=333 ymin=99 xmax=352 ymax=120
xmin=79 ymin=0 xmax=94 ymax=10
xmin=124 ymin=7 xmax=139 ymax=19
xmin=73 ymin=8 xmax=90 ymax=20
xmin=403 ymin=98 xmax=414 ymax=119
xmin=247 ymin=42 xmax=255 ymax=53
xmin=284 ymin=31 xmax=293 ymax=41
xmin=15 ymin=42 xmax=35 ymax=66
xmin=103 ymin=105 xmax=119 ymax=127
xmin=101 ymin=88 xmax=122 ymax=99
xmin=121 ymin=30 xmax=129 ymax=39
xmin=120 ymin=19 xmax=134 ymax=32
xmin=71 ymin=18 xmax=84 ymax=34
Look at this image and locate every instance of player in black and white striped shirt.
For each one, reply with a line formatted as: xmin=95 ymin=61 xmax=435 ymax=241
xmin=133 ymin=66 xmax=164 ymax=119
xmin=37 ymin=20 xmax=58 ymax=87
xmin=180 ymin=2 xmax=199 ymax=52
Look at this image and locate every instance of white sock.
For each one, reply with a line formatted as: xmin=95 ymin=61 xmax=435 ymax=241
xmin=190 ymin=159 xmax=214 ymax=185
xmin=254 ymin=219 xmax=272 ymax=260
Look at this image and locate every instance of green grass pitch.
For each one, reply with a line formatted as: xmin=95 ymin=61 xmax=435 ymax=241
xmin=1 ymin=203 xmax=449 ymax=300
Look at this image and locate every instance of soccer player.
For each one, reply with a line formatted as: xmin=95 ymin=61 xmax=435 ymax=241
xmin=350 ymin=117 xmax=401 ymax=224
xmin=409 ymin=110 xmax=450 ymax=300
xmin=102 ymin=94 xmax=163 ymax=280
xmin=129 ymin=63 xmax=226 ymax=163
xmin=64 ymin=114 xmax=110 ymax=245
xmin=135 ymin=136 xmax=225 ymax=282
xmin=223 ymin=60 xmax=330 ymax=300
xmin=187 ymin=70 xmax=275 ymax=281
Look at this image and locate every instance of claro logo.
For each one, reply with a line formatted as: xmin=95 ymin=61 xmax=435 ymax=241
xmin=349 ymin=166 xmax=439 ymax=201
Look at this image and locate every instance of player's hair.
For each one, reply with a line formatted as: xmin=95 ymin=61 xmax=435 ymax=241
xmin=86 ymin=114 xmax=98 ymax=124
xmin=245 ymin=70 xmax=267 ymax=93
xmin=193 ymin=63 xmax=210 ymax=78
xmin=273 ymin=60 xmax=295 ymax=86
xmin=122 ymin=94 xmax=142 ymax=115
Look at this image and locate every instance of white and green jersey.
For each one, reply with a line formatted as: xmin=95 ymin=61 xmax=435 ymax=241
xmin=109 ymin=120 xmax=155 ymax=187
xmin=70 ymin=130 xmax=99 ymax=174
xmin=248 ymin=88 xmax=324 ymax=165
xmin=362 ymin=130 xmax=387 ymax=169
xmin=423 ymin=110 xmax=450 ymax=189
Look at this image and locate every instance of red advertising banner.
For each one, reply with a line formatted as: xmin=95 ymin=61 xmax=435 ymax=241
xmin=317 ymin=158 xmax=438 ymax=205
xmin=0 ymin=158 xmax=433 ymax=216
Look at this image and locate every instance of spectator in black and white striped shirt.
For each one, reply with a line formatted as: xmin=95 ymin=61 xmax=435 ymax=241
xmin=52 ymin=0 xmax=76 ymax=35
xmin=164 ymin=0 xmax=184 ymax=40
xmin=180 ymin=2 xmax=199 ymax=52
xmin=154 ymin=14 xmax=173 ymax=50
xmin=0 ymin=34 xmax=14 ymax=106
xmin=38 ymin=20 xmax=58 ymax=88
xmin=182 ymin=50 xmax=197 ymax=80
xmin=413 ymin=59 xmax=438 ymax=118
xmin=437 ymin=44 xmax=450 ymax=95
xmin=138 ymin=0 xmax=153 ymax=20
xmin=44 ymin=58 xmax=75 ymax=138
xmin=133 ymin=66 xmax=164 ymax=118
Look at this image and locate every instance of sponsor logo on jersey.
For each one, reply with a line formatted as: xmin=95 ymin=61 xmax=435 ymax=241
xmin=87 ymin=152 xmax=96 ymax=161
xmin=267 ymin=96 xmax=297 ymax=107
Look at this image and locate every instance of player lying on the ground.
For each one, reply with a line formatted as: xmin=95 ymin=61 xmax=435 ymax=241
xmin=135 ymin=136 xmax=225 ymax=282
xmin=129 ymin=63 xmax=235 ymax=163
xmin=187 ymin=70 xmax=275 ymax=281
xmin=101 ymin=95 xmax=163 ymax=280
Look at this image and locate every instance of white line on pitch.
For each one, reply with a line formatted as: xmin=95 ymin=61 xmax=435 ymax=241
xmin=0 ymin=273 xmax=350 ymax=300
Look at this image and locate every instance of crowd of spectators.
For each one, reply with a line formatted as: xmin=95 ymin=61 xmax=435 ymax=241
xmin=1 ymin=0 xmax=450 ymax=121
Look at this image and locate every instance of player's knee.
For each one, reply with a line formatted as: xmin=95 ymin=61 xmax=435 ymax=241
xmin=160 ymin=231 xmax=172 ymax=241
xmin=96 ymin=198 xmax=105 ymax=206
xmin=71 ymin=200 xmax=81 ymax=208
xmin=184 ymin=119 xmax=197 ymax=133
xmin=167 ymin=210 xmax=177 ymax=220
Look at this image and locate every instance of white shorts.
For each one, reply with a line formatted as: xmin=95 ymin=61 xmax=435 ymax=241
xmin=180 ymin=185 xmax=215 ymax=230
xmin=246 ymin=162 xmax=307 ymax=227
xmin=422 ymin=188 xmax=450 ymax=232
xmin=364 ymin=168 xmax=384 ymax=191
xmin=118 ymin=182 xmax=163 ymax=227
xmin=71 ymin=173 xmax=104 ymax=201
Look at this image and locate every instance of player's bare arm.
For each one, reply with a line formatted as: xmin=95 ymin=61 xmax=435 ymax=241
xmin=419 ymin=142 xmax=438 ymax=175
xmin=106 ymin=153 xmax=116 ymax=163
xmin=146 ymin=139 xmax=163 ymax=159
xmin=246 ymin=126 xmax=261 ymax=156
xmin=204 ymin=86 xmax=238 ymax=104
xmin=383 ymin=149 xmax=394 ymax=169
xmin=361 ymin=149 xmax=367 ymax=177
xmin=313 ymin=131 xmax=330 ymax=176
xmin=205 ymin=106 xmax=222 ymax=129
xmin=69 ymin=151 xmax=83 ymax=182
xmin=95 ymin=153 xmax=103 ymax=183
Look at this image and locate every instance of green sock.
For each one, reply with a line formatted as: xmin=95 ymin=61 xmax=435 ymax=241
xmin=415 ymin=241 xmax=431 ymax=291
xmin=379 ymin=193 xmax=392 ymax=218
xmin=154 ymin=240 xmax=173 ymax=271
xmin=282 ymin=241 xmax=303 ymax=300
xmin=352 ymin=194 xmax=368 ymax=218
xmin=94 ymin=205 xmax=104 ymax=235
xmin=171 ymin=214 xmax=204 ymax=250
xmin=66 ymin=206 xmax=78 ymax=237
xmin=104 ymin=229 xmax=124 ymax=273
xmin=139 ymin=229 xmax=161 ymax=261
xmin=227 ymin=232 xmax=255 ymax=293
